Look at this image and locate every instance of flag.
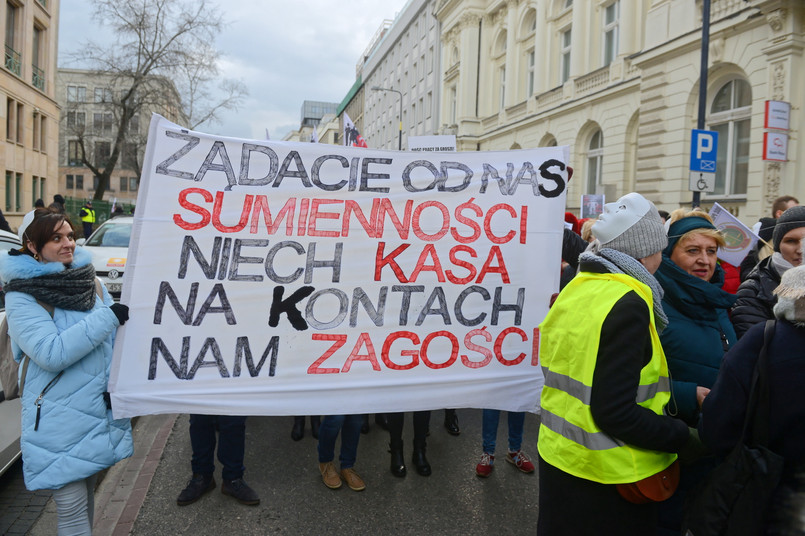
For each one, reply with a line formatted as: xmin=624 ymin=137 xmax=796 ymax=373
xmin=311 ymin=124 xmax=318 ymax=143
xmin=343 ymin=111 xmax=368 ymax=148
xmin=709 ymin=202 xmax=759 ymax=266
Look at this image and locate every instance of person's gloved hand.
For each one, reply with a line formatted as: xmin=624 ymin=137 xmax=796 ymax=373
xmin=678 ymin=427 xmax=709 ymax=465
xmin=110 ymin=303 xmax=129 ymax=326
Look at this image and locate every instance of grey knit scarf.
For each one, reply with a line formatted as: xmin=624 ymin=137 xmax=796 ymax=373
xmin=4 ymin=261 xmax=97 ymax=311
xmin=579 ymin=246 xmax=669 ymax=333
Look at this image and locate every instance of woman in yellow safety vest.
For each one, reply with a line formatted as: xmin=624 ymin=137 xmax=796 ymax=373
xmin=537 ymin=193 xmax=703 ymax=535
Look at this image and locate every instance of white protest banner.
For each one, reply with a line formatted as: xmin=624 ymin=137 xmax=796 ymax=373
xmin=108 ymin=114 xmax=569 ymax=418
xmin=709 ymin=202 xmax=758 ymax=266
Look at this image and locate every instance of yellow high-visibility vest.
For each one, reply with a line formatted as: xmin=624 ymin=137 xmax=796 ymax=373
xmin=538 ymin=271 xmax=677 ymax=484
xmin=80 ymin=207 xmax=95 ymax=224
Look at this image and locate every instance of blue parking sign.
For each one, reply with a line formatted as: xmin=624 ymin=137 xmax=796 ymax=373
xmin=690 ymin=129 xmax=718 ymax=173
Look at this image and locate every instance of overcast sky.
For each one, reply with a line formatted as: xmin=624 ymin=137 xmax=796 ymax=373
xmin=58 ymin=0 xmax=409 ymax=140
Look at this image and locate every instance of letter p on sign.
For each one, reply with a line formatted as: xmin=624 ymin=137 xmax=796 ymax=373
xmin=690 ymin=129 xmax=719 ymax=174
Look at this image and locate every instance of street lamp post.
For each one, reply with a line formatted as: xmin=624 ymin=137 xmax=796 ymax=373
xmin=371 ymin=86 xmax=402 ymax=150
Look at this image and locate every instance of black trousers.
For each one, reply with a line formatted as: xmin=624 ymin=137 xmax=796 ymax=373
xmin=386 ymin=411 xmax=430 ymax=447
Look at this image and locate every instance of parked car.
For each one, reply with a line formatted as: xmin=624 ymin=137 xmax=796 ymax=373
xmin=79 ymin=216 xmax=133 ymax=301
xmin=0 ymin=229 xmax=22 ymax=477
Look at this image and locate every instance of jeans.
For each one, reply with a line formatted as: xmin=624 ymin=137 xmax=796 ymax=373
xmin=482 ymin=409 xmax=525 ymax=454
xmin=317 ymin=414 xmax=363 ymax=469
xmin=189 ymin=414 xmax=247 ymax=481
xmin=52 ymin=474 xmax=97 ymax=536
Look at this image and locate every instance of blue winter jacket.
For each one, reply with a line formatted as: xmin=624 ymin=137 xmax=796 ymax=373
xmin=0 ymin=247 xmax=133 ymax=490
xmin=655 ymin=257 xmax=737 ymax=426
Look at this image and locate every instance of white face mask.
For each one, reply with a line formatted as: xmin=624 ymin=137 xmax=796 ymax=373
xmin=592 ymin=192 xmax=651 ymax=243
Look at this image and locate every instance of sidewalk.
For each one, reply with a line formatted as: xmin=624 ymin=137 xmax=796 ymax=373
xmin=28 ymin=414 xmax=177 ymax=536
xmin=30 ymin=410 xmax=541 ymax=535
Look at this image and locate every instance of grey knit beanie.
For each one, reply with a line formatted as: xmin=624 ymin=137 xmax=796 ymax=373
xmin=592 ymin=193 xmax=667 ymax=260
xmin=773 ymin=205 xmax=805 ymax=252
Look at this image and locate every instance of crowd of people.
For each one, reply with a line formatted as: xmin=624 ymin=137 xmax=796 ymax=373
xmin=1 ymin=191 xmax=803 ymax=535
xmin=540 ymin=193 xmax=805 ymax=535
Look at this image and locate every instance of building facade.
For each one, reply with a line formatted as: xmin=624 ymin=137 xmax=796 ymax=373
xmin=1 ymin=0 xmax=59 ymax=228
xmin=432 ymin=0 xmax=804 ymax=222
xmin=352 ymin=0 xmax=443 ymax=150
xmin=56 ymin=68 xmax=186 ymax=205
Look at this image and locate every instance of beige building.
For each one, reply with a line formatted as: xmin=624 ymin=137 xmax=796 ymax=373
xmin=428 ymin=0 xmax=804 ymax=222
xmin=1 ymin=0 xmax=59 ymax=229
xmin=56 ymin=68 xmax=186 ymax=205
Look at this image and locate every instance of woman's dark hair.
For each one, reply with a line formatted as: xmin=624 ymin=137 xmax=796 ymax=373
xmin=21 ymin=208 xmax=75 ymax=257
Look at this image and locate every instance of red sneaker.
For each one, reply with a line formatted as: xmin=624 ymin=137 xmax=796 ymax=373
xmin=506 ymin=450 xmax=535 ymax=473
xmin=475 ymin=452 xmax=494 ymax=477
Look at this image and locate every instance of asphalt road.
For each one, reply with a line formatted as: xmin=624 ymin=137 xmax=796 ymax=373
xmin=132 ymin=409 xmax=540 ymax=535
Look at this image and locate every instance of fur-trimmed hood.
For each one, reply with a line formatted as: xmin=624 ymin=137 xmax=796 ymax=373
xmin=0 ymin=247 xmax=92 ymax=285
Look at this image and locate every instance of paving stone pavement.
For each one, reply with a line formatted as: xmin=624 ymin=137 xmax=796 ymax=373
xmin=14 ymin=409 xmax=541 ymax=535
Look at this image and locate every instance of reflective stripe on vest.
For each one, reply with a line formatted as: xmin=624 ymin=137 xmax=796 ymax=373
xmin=537 ymin=271 xmax=677 ymax=484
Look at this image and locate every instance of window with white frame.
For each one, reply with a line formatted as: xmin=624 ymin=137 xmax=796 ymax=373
xmin=587 ymin=130 xmax=604 ymax=194
xmin=707 ymin=79 xmax=751 ymax=197
xmin=449 ymin=86 xmax=457 ymax=124
xmin=560 ymin=28 xmax=571 ymax=84
xmin=66 ymin=85 xmax=86 ymax=102
xmin=499 ymin=66 xmax=506 ymax=110
xmin=603 ymin=1 xmax=620 ymax=66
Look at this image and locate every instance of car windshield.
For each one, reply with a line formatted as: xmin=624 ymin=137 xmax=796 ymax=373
xmin=85 ymin=222 xmax=132 ymax=248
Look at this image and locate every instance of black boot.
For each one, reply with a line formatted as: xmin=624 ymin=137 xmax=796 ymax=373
xmin=389 ymin=442 xmax=406 ymax=477
xmin=361 ymin=414 xmax=370 ymax=434
xmin=443 ymin=409 xmax=460 ymax=436
xmin=412 ymin=443 xmax=432 ymax=476
xmin=310 ymin=416 xmax=320 ymax=439
xmin=375 ymin=413 xmax=389 ymax=431
xmin=291 ymin=416 xmax=305 ymax=441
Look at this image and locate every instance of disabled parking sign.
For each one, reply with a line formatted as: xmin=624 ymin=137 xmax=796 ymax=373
xmin=689 ymin=129 xmax=718 ymax=192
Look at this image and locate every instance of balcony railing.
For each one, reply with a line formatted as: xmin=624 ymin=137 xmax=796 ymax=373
xmin=5 ymin=45 xmax=21 ymax=76
xmin=36 ymin=0 xmax=47 ymax=7
xmin=32 ymin=65 xmax=44 ymax=90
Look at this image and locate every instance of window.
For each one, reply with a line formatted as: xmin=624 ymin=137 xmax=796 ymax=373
xmin=426 ymin=92 xmax=432 ymax=118
xmin=6 ymin=98 xmax=22 ymax=143
xmin=560 ymin=29 xmax=572 ymax=84
xmin=66 ymin=174 xmax=74 ymax=189
xmin=499 ymin=66 xmax=506 ymax=110
xmin=66 ymin=85 xmax=86 ymax=103
xmin=603 ymin=1 xmax=620 ymax=66
xmin=68 ymin=140 xmax=83 ymax=166
xmin=75 ymin=174 xmax=84 ymax=189
xmin=14 ymin=172 xmax=21 ymax=211
xmin=129 ymin=114 xmax=139 ymax=135
xmin=6 ymin=96 xmax=15 ymax=141
xmin=94 ymin=87 xmax=113 ymax=103
xmin=4 ymin=171 xmax=11 ymax=211
xmin=32 ymin=25 xmax=45 ymax=90
xmin=708 ymin=79 xmax=751 ymax=197
xmin=122 ymin=142 xmax=137 ymax=169
xmin=92 ymin=175 xmax=111 ymax=190
xmin=129 ymin=177 xmax=138 ymax=191
xmin=5 ymin=2 xmax=21 ymax=76
xmin=450 ymin=86 xmax=457 ymax=124
xmin=527 ymin=50 xmax=535 ymax=96
xmin=33 ymin=112 xmax=40 ymax=150
xmin=587 ymin=130 xmax=604 ymax=194
xmin=120 ymin=176 xmax=128 ymax=191
xmin=95 ymin=141 xmax=111 ymax=168
xmin=66 ymin=111 xmax=86 ymax=129
xmin=94 ymin=112 xmax=113 ymax=135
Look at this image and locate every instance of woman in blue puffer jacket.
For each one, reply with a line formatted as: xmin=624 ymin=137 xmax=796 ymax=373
xmin=0 ymin=208 xmax=133 ymax=535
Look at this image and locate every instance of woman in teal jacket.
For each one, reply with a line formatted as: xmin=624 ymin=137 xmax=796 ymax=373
xmin=0 ymin=208 xmax=133 ymax=535
xmin=654 ymin=209 xmax=737 ymax=535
